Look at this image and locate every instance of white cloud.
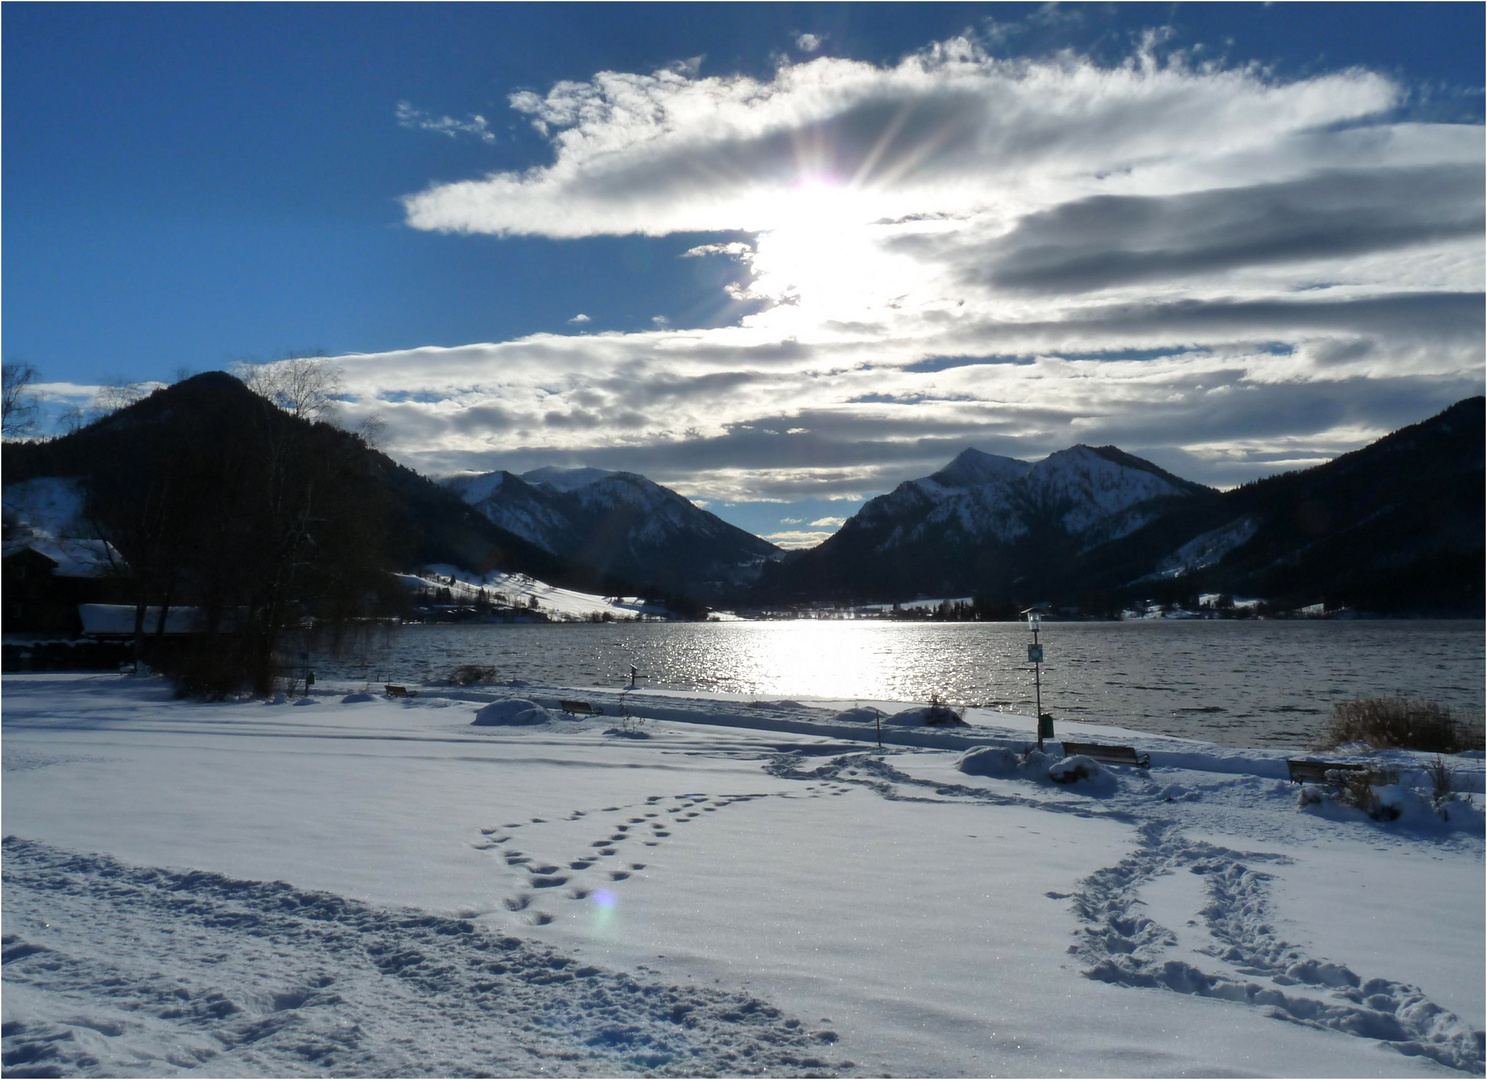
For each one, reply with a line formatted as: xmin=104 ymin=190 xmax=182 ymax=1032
xmin=365 ymin=34 xmax=1483 ymax=511
xmin=396 ymin=100 xmax=497 ymax=144
xmin=568 ymin=313 xmax=591 ymax=324
xmin=795 ymin=33 xmax=822 ymax=53
xmin=764 ymin=529 xmax=835 ymax=549
xmin=809 ymin=516 xmax=846 ymax=528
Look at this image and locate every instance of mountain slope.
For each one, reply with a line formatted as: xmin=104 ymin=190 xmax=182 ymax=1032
xmin=756 ymin=444 xmax=1210 ymax=603
xmin=1075 ymin=396 xmax=1485 ymax=613
xmin=444 ymin=467 xmax=781 ymax=600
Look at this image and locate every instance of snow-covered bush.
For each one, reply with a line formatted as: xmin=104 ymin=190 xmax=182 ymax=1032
xmin=925 ymin=694 xmax=967 ymax=726
xmin=885 ymin=704 xmax=967 ymax=727
xmin=1299 ymin=772 xmax=1484 ymax=830
xmin=1334 ymin=766 xmax=1402 ymax=820
xmin=1048 ymin=755 xmax=1101 ymax=784
xmin=471 ymin=699 xmax=554 ymax=726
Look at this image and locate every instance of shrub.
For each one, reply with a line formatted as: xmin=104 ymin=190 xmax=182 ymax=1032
xmin=1321 ymin=697 xmax=1485 ymax=754
xmin=1424 ymin=755 xmax=1466 ymax=816
xmin=608 ymin=712 xmax=649 ymax=738
xmin=925 ymin=693 xmax=967 ymax=726
xmin=449 ymin=663 xmax=499 ymax=687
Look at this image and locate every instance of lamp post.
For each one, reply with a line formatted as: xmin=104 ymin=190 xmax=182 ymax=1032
xmin=1024 ymin=608 xmax=1052 ymax=751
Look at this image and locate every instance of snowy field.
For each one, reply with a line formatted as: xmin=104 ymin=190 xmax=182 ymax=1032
xmin=2 ymin=674 xmax=1483 ymax=1078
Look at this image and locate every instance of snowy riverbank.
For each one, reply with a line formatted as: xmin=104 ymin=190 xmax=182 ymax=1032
xmin=3 ymin=673 xmax=1483 ymax=1077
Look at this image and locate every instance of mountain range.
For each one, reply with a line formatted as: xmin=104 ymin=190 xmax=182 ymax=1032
xmin=756 ymin=397 xmax=1483 ymax=615
xmin=4 ymin=373 xmax=1480 ymax=619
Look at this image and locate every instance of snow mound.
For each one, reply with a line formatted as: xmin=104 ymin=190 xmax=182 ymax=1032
xmin=293 ymin=697 xmax=317 ymax=707
xmin=340 ymin=692 xmax=378 ymax=704
xmin=834 ymin=707 xmax=883 ymax=725
xmin=957 ymin=746 xmax=1024 ymax=777
xmin=472 ymin=699 xmax=555 ymax=726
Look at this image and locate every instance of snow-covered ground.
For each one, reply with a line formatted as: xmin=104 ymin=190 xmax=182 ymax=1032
xmin=3 ymin=673 xmax=1482 ymax=1077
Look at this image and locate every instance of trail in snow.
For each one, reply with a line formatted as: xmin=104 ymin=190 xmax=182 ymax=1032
xmin=476 ymin=792 xmax=803 ymax=930
xmin=762 ymin=747 xmax=1486 ymax=1076
xmin=1 ymin=837 xmax=854 ymax=1079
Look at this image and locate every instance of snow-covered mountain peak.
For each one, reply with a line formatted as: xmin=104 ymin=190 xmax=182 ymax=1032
xmin=521 ymin=466 xmax=615 ymax=492
xmin=444 ymin=470 xmax=515 ymax=504
xmin=928 ymin=448 xmax=1031 ymax=490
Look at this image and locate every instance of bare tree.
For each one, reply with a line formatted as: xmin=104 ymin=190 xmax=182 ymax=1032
xmin=55 ymin=406 xmax=88 ymax=435
xmin=354 ymin=411 xmax=387 ymax=449
xmin=237 ymin=353 xmax=345 ymax=424
xmin=2 ymin=362 xmax=39 ymax=437
xmin=93 ymin=375 xmax=148 ymax=416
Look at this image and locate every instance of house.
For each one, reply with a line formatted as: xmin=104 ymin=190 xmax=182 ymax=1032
xmin=2 ymin=537 xmax=127 ymax=636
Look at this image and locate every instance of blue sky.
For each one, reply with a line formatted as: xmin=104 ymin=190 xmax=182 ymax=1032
xmin=5 ymin=3 xmax=1484 ymax=546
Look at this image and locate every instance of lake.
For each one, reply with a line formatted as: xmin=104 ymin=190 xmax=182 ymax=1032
xmin=316 ymin=619 xmax=1485 ymax=749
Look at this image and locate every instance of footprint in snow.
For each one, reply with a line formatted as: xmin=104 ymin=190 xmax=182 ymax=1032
xmin=1068 ymin=821 xmax=1484 ymax=1075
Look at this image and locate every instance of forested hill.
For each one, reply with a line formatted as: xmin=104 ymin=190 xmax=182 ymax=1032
xmin=1060 ymin=395 xmax=1486 ymax=615
xmin=1 ymin=372 xmax=639 ymax=600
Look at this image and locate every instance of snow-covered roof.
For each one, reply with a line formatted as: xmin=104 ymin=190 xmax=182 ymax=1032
xmin=78 ymin=604 xmax=208 ymax=636
xmin=2 ymin=537 xmax=123 ymax=579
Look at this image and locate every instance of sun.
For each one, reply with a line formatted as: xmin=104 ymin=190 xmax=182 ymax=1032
xmin=741 ymin=178 xmax=913 ymax=322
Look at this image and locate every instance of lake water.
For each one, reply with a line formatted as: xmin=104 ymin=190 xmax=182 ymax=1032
xmin=317 ymin=620 xmax=1484 ymax=749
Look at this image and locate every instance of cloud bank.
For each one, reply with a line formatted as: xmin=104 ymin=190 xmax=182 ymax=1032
xmin=341 ymin=34 xmax=1481 ymax=537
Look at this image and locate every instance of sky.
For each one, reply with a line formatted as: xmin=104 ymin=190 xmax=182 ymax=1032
xmin=5 ymin=3 xmax=1484 ymax=548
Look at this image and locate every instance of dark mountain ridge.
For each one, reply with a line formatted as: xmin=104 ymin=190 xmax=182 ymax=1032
xmin=2 ymin=373 xmax=640 ymax=600
xmin=1072 ymin=396 xmax=1485 ymax=614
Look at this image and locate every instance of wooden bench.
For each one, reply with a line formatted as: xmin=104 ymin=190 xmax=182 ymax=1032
xmin=1286 ymin=759 xmax=1368 ymax=785
xmin=559 ymin=699 xmax=600 ymax=717
xmin=1059 ymin=740 xmax=1150 ymax=768
xmin=385 ymin=684 xmax=417 ymax=698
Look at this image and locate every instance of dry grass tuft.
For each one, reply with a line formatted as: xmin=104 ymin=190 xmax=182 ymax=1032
xmin=1321 ymin=697 xmax=1485 ymax=754
xmin=449 ymin=663 xmax=499 ymax=687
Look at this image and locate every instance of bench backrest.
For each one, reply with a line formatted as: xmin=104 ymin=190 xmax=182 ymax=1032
xmin=1287 ymin=759 xmax=1368 ymax=784
xmin=1061 ymin=740 xmax=1143 ymax=764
